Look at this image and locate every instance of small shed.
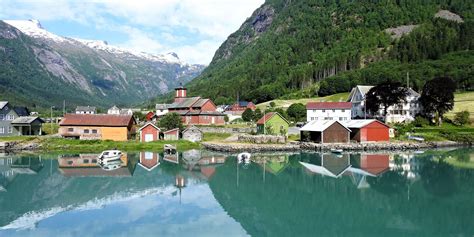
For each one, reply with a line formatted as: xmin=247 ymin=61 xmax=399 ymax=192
xmin=344 ymin=119 xmax=390 ymax=142
xmin=300 ymin=120 xmax=351 ymax=144
xmin=256 ymin=112 xmax=290 ymax=135
xmin=138 ymin=122 xmax=160 ymax=142
xmin=163 ymin=128 xmax=180 ymax=140
xmin=182 ymin=125 xmax=203 ymax=142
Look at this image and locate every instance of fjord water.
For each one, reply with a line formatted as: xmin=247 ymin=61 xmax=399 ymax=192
xmin=0 ymin=148 xmax=473 ymax=237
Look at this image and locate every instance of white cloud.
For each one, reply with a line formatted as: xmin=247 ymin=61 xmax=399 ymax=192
xmin=0 ymin=0 xmax=265 ymax=64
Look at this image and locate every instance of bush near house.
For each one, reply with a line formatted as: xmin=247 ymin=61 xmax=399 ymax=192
xmin=453 ymin=111 xmax=470 ymax=126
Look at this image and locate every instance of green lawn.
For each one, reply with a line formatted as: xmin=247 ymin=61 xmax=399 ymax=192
xmin=39 ymin=137 xmax=200 ymax=152
xmin=256 ymin=92 xmax=350 ymax=110
xmin=202 ymin=133 xmax=232 ymax=142
xmin=446 ymin=91 xmax=474 ymax=121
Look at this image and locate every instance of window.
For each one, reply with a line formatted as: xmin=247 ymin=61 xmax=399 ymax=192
xmin=339 ymin=117 xmax=343 ymax=121
xmin=0 ymin=127 xmax=4 ymax=134
xmin=6 ymin=115 xmax=14 ymax=120
xmin=92 ymin=129 xmax=97 ymax=134
xmin=332 ymin=109 xmax=335 ymax=112
xmin=83 ymin=159 xmax=89 ymax=164
xmin=84 ymin=129 xmax=89 ymax=134
xmin=322 ymin=109 xmax=325 ymax=112
xmin=8 ymin=126 xmax=12 ymax=133
xmin=0 ymin=114 xmax=3 ymax=120
xmin=68 ymin=128 xmax=74 ymax=132
xmin=342 ymin=109 xmax=345 ymax=112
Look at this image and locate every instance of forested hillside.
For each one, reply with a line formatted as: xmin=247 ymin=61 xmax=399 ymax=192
xmin=183 ymin=0 xmax=473 ymax=104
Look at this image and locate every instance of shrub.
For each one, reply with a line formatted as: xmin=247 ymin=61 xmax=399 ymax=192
xmin=453 ymin=110 xmax=470 ymax=126
xmin=412 ymin=116 xmax=429 ymax=127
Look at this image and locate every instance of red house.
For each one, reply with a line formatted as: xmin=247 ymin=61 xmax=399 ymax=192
xmin=145 ymin=111 xmax=157 ymax=122
xmin=344 ymin=119 xmax=390 ymax=142
xmin=163 ymin=128 xmax=180 ymax=140
xmin=138 ymin=123 xmax=160 ymax=142
xmin=167 ymin=86 xmax=226 ymax=125
xmin=228 ymin=101 xmax=256 ymax=114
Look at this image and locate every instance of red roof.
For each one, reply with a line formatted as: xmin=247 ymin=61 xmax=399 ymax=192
xmin=60 ymin=114 xmax=135 ymax=127
xmin=256 ymin=112 xmax=275 ymax=125
xmin=306 ymin=102 xmax=352 ymax=110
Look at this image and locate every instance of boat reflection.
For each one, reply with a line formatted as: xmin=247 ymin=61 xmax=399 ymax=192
xmin=58 ymin=154 xmax=131 ymax=177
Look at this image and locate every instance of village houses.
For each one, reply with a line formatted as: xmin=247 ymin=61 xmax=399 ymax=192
xmin=75 ymin=106 xmax=96 ymax=114
xmin=0 ymin=101 xmax=44 ymax=136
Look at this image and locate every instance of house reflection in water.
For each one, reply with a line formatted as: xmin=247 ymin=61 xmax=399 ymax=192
xmin=389 ymin=153 xmax=421 ymax=180
xmin=300 ymin=153 xmax=390 ymax=189
xmin=181 ymin=149 xmax=226 ymax=179
xmin=0 ymin=155 xmax=44 ymax=191
xmin=58 ymin=154 xmax=132 ymax=177
xmin=137 ymin=152 xmax=160 ymax=171
xmin=253 ymin=154 xmax=290 ymax=175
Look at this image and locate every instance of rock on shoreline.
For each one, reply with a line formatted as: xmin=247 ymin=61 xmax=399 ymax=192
xmin=203 ymin=141 xmax=469 ymax=152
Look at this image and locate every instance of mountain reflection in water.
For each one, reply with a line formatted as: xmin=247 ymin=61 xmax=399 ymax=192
xmin=0 ymin=148 xmax=473 ymax=236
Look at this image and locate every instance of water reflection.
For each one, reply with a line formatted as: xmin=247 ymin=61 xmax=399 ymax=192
xmin=0 ymin=148 xmax=473 ymax=236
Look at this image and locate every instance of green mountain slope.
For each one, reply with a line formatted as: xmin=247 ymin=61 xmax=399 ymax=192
xmin=0 ymin=20 xmax=204 ymax=109
xmin=184 ymin=0 xmax=473 ymax=104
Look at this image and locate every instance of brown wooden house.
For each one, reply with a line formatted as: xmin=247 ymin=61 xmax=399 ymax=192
xmin=300 ymin=120 xmax=351 ymax=143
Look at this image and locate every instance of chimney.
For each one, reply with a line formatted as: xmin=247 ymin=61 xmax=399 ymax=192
xmin=174 ymin=84 xmax=187 ymax=103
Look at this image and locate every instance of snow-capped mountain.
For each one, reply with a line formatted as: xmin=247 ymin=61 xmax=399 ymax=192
xmin=0 ymin=19 xmax=205 ymax=108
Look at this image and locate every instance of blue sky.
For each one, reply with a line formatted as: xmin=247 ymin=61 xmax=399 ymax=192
xmin=0 ymin=0 xmax=264 ymax=64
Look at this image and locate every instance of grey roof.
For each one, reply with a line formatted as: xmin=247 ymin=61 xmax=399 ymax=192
xmin=343 ymin=119 xmax=389 ymax=128
xmin=192 ymin=99 xmax=210 ymax=108
xmin=300 ymin=120 xmax=351 ymax=132
xmin=407 ymin=88 xmax=421 ymax=97
xmin=13 ymin=107 xmax=29 ymax=116
xmin=183 ymin=125 xmax=202 ymax=134
xmin=169 ymin=97 xmax=201 ymax=109
xmin=0 ymin=101 xmax=8 ymax=110
xmin=155 ymin=104 xmax=171 ymax=110
xmin=75 ymin=106 xmax=96 ymax=112
xmin=11 ymin=116 xmax=44 ymax=124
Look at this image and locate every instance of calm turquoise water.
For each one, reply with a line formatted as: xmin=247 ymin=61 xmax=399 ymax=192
xmin=0 ymin=148 xmax=473 ymax=237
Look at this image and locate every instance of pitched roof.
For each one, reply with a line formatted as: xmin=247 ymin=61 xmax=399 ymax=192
xmin=300 ymin=120 xmax=351 ymax=132
xmin=75 ymin=106 xmax=96 ymax=112
xmin=256 ymin=112 xmax=275 ymax=125
xmin=169 ymin=97 xmax=201 ymax=109
xmin=407 ymin=88 xmax=421 ymax=97
xmin=60 ymin=114 xmax=134 ymax=127
xmin=138 ymin=122 xmax=160 ymax=131
xmin=13 ymin=106 xmax=29 ymax=116
xmin=192 ymin=98 xmax=210 ymax=108
xmin=155 ymin=104 xmax=170 ymax=110
xmin=306 ymin=102 xmax=352 ymax=110
xmin=356 ymin=85 xmax=374 ymax=96
xmin=108 ymin=105 xmax=119 ymax=110
xmin=183 ymin=125 xmax=202 ymax=133
xmin=0 ymin=101 xmax=8 ymax=110
xmin=11 ymin=116 xmax=44 ymax=124
xmin=343 ymin=119 xmax=390 ymax=128
xmin=163 ymin=128 xmax=180 ymax=134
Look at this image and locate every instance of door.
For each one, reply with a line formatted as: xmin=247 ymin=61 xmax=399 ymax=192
xmin=211 ymin=116 xmax=215 ymax=124
xmin=144 ymin=134 xmax=154 ymax=142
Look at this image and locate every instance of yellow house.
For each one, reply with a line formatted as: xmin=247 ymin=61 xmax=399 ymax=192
xmin=59 ymin=114 xmax=136 ymax=141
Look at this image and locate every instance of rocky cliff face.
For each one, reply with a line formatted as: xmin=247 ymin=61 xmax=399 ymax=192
xmin=0 ymin=20 xmax=205 ymax=108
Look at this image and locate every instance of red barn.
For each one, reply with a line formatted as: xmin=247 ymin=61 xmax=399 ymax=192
xmin=138 ymin=123 xmax=160 ymax=142
xmin=167 ymin=86 xmax=226 ymax=125
xmin=344 ymin=120 xmax=390 ymax=142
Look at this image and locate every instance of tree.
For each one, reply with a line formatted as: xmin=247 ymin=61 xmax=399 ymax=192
xmin=242 ymin=108 xmax=254 ymax=122
xmin=158 ymin=112 xmax=183 ymax=131
xmin=420 ymin=77 xmax=456 ymax=126
xmin=287 ymin=103 xmax=306 ymax=122
xmin=365 ymin=82 xmax=409 ymax=122
xmin=453 ymin=110 xmax=469 ymax=126
xmin=133 ymin=112 xmax=146 ymax=122
xmin=254 ymin=108 xmax=263 ymax=122
xmin=224 ymin=115 xmax=230 ymax=123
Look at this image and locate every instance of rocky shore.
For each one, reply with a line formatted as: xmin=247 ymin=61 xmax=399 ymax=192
xmin=202 ymin=141 xmax=470 ymax=152
xmin=0 ymin=141 xmax=41 ymax=152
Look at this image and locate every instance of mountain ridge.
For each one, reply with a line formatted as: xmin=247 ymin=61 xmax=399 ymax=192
xmin=0 ymin=19 xmax=205 ymax=109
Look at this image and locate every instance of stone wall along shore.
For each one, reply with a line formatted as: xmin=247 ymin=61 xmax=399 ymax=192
xmin=237 ymin=134 xmax=287 ymax=144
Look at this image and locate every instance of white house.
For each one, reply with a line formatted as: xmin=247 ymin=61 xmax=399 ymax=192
xmin=347 ymin=85 xmax=422 ymax=123
xmin=75 ymin=106 xmax=96 ymax=114
xmin=107 ymin=105 xmax=120 ymax=115
xmin=306 ymin=102 xmax=352 ymax=122
xmin=155 ymin=104 xmax=170 ymax=117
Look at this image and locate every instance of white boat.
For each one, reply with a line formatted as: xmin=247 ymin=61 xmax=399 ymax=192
xmin=330 ymin=149 xmax=343 ymax=154
xmin=164 ymin=144 xmax=177 ymax=155
xmin=237 ymin=152 xmax=251 ymax=164
xmin=98 ymin=150 xmax=122 ymax=161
